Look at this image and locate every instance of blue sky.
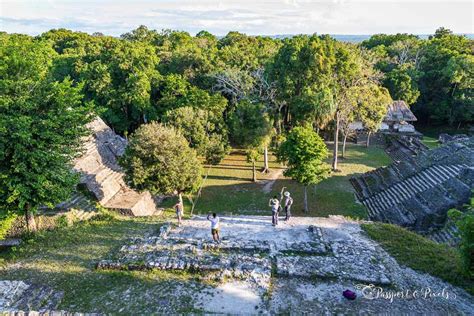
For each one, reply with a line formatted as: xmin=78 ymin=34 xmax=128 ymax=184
xmin=1 ymin=0 xmax=472 ymax=36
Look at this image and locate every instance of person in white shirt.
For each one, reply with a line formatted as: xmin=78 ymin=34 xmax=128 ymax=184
xmin=283 ymin=191 xmax=293 ymax=222
xmin=207 ymin=213 xmax=220 ymax=243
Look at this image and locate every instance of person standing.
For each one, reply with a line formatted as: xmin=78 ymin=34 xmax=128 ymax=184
xmin=174 ymin=199 xmax=184 ymax=226
xmin=283 ymin=191 xmax=293 ymax=222
xmin=269 ymin=195 xmax=280 ymax=226
xmin=207 ymin=213 xmax=220 ymax=243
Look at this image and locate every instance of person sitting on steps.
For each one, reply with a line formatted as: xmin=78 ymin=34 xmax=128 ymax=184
xmin=207 ymin=213 xmax=220 ymax=243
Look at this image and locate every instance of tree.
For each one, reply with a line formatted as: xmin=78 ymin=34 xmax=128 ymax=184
xmin=267 ymin=35 xmax=336 ymax=130
xmin=119 ymin=122 xmax=202 ymax=206
xmin=384 ymin=65 xmax=420 ymax=105
xmin=355 ymin=85 xmax=393 ymax=147
xmin=229 ymin=100 xmax=273 ymax=182
xmin=0 ymin=34 xmax=94 ymax=231
xmin=277 ymin=126 xmax=330 ymax=212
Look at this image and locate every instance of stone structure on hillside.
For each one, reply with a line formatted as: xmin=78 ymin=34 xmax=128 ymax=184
xmin=350 ymin=100 xmax=422 ymax=147
xmin=72 ymin=117 xmax=159 ymax=216
xmin=350 ymin=137 xmax=474 ymax=243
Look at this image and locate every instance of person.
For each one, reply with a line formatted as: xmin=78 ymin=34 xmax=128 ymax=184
xmin=207 ymin=213 xmax=220 ymax=243
xmin=283 ymin=191 xmax=293 ymax=221
xmin=269 ymin=195 xmax=280 ymax=226
xmin=174 ymin=199 xmax=183 ymax=226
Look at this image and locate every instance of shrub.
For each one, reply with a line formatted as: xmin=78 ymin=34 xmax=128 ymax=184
xmin=448 ymin=191 xmax=474 ymax=274
xmin=0 ymin=213 xmax=17 ymax=239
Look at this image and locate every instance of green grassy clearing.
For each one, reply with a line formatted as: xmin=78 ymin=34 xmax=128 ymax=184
xmin=162 ymin=143 xmax=391 ymax=219
xmin=0 ymin=213 xmax=208 ymax=313
xmin=362 ymin=222 xmax=473 ymax=295
xmin=421 ymin=135 xmax=440 ymax=149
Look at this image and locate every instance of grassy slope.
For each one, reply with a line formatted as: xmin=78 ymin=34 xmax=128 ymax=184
xmin=362 ymin=222 xmax=473 ymax=295
xmin=0 ymin=213 xmax=205 ymax=313
xmin=163 ymin=143 xmax=391 ymax=219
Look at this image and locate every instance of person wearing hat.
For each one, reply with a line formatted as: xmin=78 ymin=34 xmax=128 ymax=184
xmin=283 ymin=191 xmax=293 ymax=222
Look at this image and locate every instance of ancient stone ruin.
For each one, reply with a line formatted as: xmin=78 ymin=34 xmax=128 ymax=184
xmin=72 ymin=117 xmax=159 ymax=216
xmin=351 ymin=136 xmax=474 ymax=243
xmin=95 ymin=216 xmax=474 ymax=314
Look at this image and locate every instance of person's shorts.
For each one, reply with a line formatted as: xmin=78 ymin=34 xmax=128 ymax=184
xmin=211 ymin=228 xmax=219 ymax=235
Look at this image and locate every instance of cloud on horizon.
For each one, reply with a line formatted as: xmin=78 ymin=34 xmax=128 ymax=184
xmin=1 ymin=0 xmax=472 ymax=36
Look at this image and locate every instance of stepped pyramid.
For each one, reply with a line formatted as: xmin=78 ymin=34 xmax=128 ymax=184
xmin=350 ymin=136 xmax=473 ymax=237
xmin=73 ymin=117 xmax=159 ymax=216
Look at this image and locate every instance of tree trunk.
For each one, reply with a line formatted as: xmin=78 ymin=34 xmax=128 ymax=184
xmin=342 ymin=133 xmax=348 ymax=159
xmin=25 ymin=206 xmax=37 ymax=232
xmin=332 ymin=111 xmax=340 ymax=171
xmin=178 ymin=192 xmax=184 ymax=215
xmin=252 ymin=161 xmax=257 ymax=182
xmin=366 ymin=131 xmax=371 ymax=148
xmin=262 ymin=146 xmax=270 ymax=173
xmin=303 ymin=185 xmax=308 ymax=213
xmin=191 ymin=166 xmax=212 ymax=215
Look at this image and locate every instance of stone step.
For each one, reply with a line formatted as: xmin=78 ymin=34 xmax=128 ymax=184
xmin=364 ymin=164 xmax=466 ymax=216
xmin=11 ymin=284 xmax=63 ymax=311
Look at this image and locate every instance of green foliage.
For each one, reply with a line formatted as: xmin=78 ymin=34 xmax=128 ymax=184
xmin=0 ymin=213 xmax=17 ymax=239
xmin=277 ymin=126 xmax=330 ymax=186
xmin=362 ymin=222 xmax=473 ymax=294
xmin=363 ymin=28 xmax=472 ymax=126
xmin=361 ymin=33 xmax=420 ymax=50
xmin=267 ymin=35 xmax=337 ymax=127
xmin=229 ymin=100 xmax=273 ymax=149
xmin=353 ymin=84 xmax=392 ymax=133
xmin=119 ymin=122 xmax=202 ymax=195
xmin=448 ymin=193 xmax=474 ymax=275
xmin=0 ymin=34 xmax=94 ymax=219
xmin=204 ymin=134 xmax=229 ymax=165
xmin=383 ymin=65 xmax=420 ymax=105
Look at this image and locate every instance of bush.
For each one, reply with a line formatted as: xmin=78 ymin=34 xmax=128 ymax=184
xmin=448 ymin=191 xmax=474 ymax=275
xmin=0 ymin=213 xmax=17 ymax=239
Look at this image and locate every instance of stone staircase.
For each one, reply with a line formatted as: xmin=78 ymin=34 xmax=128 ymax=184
xmin=360 ymin=164 xmax=469 ymax=218
xmin=0 ymin=281 xmax=63 ymax=312
xmin=428 ymin=223 xmax=460 ymax=245
xmin=72 ymin=118 xmax=159 ymax=217
xmin=350 ymin=136 xmax=473 ymax=239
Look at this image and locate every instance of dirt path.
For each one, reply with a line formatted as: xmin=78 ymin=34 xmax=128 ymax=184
xmin=262 ymin=168 xmax=284 ymax=193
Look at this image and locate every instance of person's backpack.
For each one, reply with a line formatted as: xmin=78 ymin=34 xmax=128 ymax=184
xmin=288 ymin=197 xmax=293 ymax=206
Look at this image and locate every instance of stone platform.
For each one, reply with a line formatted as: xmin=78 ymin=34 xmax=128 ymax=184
xmin=96 ymin=215 xmax=474 ymax=314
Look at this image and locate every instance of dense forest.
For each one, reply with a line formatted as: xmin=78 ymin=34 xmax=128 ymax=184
xmin=0 ymin=26 xmax=472 ymax=227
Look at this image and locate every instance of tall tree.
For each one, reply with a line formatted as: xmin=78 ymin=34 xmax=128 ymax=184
xmin=229 ymin=100 xmax=273 ymax=182
xmin=119 ymin=122 xmax=202 ymax=206
xmin=277 ymin=125 xmax=330 ymax=212
xmin=0 ymin=34 xmax=94 ymax=231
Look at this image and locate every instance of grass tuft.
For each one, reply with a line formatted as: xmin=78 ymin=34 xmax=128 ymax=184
xmin=362 ymin=222 xmax=473 ymax=295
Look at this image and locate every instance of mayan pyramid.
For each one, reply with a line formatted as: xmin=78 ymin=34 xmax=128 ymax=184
xmin=73 ymin=117 xmax=159 ymax=216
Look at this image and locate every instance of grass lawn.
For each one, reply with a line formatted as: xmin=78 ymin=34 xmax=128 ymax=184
xmin=162 ymin=143 xmax=391 ymax=219
xmin=0 ymin=212 xmax=208 ymax=313
xmin=362 ymin=222 xmax=473 ymax=295
xmin=421 ymin=135 xmax=439 ymax=149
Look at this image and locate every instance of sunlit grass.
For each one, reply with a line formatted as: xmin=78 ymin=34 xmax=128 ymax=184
xmin=162 ymin=143 xmax=391 ymax=219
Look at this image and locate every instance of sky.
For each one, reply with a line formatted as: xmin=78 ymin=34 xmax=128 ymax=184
xmin=1 ymin=0 xmax=473 ymax=36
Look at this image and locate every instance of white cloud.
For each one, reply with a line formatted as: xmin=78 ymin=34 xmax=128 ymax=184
xmin=0 ymin=0 xmax=472 ymax=36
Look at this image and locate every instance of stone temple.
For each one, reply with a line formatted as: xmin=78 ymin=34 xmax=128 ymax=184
xmin=351 ymin=136 xmax=474 ymax=243
xmin=67 ymin=117 xmax=159 ymax=216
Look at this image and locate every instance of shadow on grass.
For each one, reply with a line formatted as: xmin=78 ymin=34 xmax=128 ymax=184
xmin=191 ymin=177 xmax=367 ymax=219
